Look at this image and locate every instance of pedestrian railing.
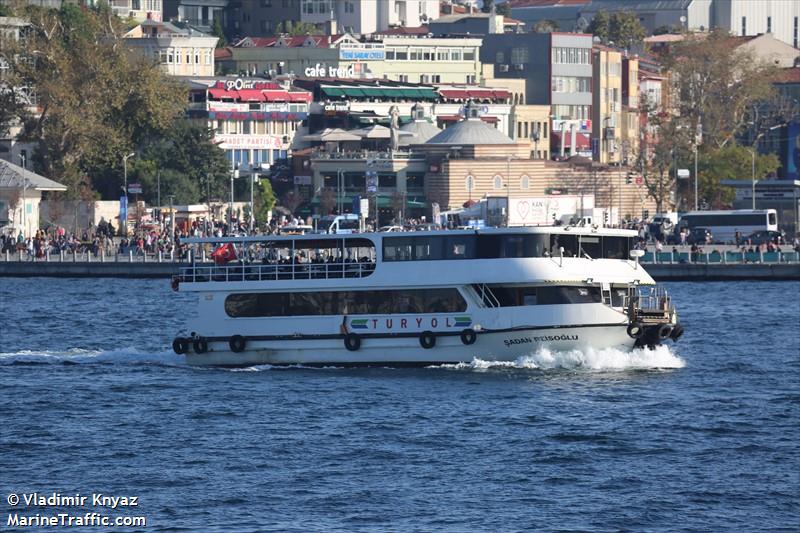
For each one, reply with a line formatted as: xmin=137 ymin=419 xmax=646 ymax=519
xmin=641 ymin=251 xmax=800 ymax=264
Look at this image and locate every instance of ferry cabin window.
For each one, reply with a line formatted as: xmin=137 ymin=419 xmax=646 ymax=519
xmin=579 ymin=235 xmax=601 ymax=258
xmin=485 ymin=285 xmax=602 ymax=306
xmin=476 ymin=234 xmax=548 ymax=258
xmin=550 ymin=234 xmax=578 ymax=257
xmin=602 ymin=236 xmax=631 ymax=259
xmin=225 ymin=288 xmax=467 ymax=317
xmin=383 ymin=236 xmax=475 ymax=260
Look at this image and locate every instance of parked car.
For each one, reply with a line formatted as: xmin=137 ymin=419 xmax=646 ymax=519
xmin=743 ymin=230 xmax=784 ymax=245
xmin=377 ymin=225 xmax=403 ymax=232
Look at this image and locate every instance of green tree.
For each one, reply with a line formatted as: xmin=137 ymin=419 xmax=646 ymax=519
xmin=667 ymin=28 xmax=781 ymax=150
xmin=254 ymin=177 xmax=277 ymax=225
xmin=211 ymin=18 xmax=227 ymax=47
xmin=4 ymin=4 xmax=187 ymax=200
xmin=697 ymin=145 xmax=779 ymax=208
xmin=532 ymin=19 xmax=559 ymax=33
xmin=641 ymin=114 xmax=694 ymax=213
xmin=588 ymin=10 xmax=645 ymax=49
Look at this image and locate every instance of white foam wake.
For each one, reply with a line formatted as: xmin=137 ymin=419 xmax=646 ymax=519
xmin=0 ymin=347 xmax=186 ymax=366
xmin=434 ymin=344 xmax=685 ymax=372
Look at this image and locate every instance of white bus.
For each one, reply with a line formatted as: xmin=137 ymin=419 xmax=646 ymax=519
xmin=677 ymin=209 xmax=778 ymax=243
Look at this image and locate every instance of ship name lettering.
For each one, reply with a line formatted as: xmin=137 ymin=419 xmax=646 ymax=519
xmin=431 ymin=318 xmax=438 ymax=328
xmin=400 ymin=318 xmax=407 ymax=328
xmin=504 ymin=334 xmax=579 ymax=347
xmin=416 ymin=318 xmax=423 ymax=327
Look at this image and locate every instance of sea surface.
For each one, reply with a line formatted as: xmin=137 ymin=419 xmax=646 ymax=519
xmin=0 ymin=278 xmax=798 ymax=532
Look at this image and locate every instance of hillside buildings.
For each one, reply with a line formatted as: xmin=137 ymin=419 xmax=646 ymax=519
xmin=124 ymin=19 xmax=219 ymax=77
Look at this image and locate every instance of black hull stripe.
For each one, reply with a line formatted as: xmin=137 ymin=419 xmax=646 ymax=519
xmin=193 ymin=322 xmax=631 ymax=343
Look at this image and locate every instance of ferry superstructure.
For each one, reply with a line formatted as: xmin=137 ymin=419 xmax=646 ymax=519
xmin=171 ymin=227 xmax=683 ymax=367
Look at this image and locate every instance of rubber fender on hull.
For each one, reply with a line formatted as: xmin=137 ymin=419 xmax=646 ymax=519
xmin=344 ymin=333 xmax=361 ymax=351
xmin=460 ymin=328 xmax=477 ymax=345
xmin=229 ymin=335 xmax=247 ymax=353
xmin=626 ymin=322 xmax=645 ymax=339
xmin=657 ymin=323 xmax=673 ymax=340
xmin=193 ymin=337 xmax=209 ymax=354
xmin=172 ymin=337 xmax=189 ymax=354
xmin=419 ymin=331 xmax=436 ymax=349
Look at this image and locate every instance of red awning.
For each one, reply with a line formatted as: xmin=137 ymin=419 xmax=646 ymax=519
xmin=262 ymin=90 xmax=289 ymax=102
xmin=288 ymin=92 xmax=312 ymax=102
xmin=551 ymin=132 xmax=591 ymax=149
xmin=208 ymin=88 xmax=236 ymax=99
xmin=439 ymin=89 xmax=470 ymax=100
xmin=468 ymin=89 xmax=495 ymax=99
xmin=237 ymin=89 xmax=265 ymax=102
xmin=492 ymin=89 xmax=511 ymax=99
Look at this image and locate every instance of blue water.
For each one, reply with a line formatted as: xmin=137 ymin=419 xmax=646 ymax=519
xmin=1 ymin=279 xmax=798 ymax=532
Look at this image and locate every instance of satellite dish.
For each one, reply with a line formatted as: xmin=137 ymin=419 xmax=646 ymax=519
xmin=576 ymin=17 xmax=588 ymax=31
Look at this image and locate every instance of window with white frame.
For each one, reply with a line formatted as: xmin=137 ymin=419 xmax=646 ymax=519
xmin=493 ymin=175 xmax=503 ymax=190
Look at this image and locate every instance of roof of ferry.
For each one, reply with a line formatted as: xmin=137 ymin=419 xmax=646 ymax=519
xmin=182 ymin=226 xmax=638 ymax=245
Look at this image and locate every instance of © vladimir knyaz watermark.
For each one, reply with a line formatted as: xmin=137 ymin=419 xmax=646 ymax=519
xmin=6 ymin=492 xmax=147 ymax=528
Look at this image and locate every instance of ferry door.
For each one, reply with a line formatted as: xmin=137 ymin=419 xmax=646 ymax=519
xmin=601 ymin=283 xmax=612 ymax=306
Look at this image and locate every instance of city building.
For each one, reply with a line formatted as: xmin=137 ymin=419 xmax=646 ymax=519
xmin=480 ymin=32 xmax=594 ymax=159
xmin=428 ymin=11 xmax=506 ymax=36
xmin=645 ymin=32 xmax=800 ymax=69
xmin=124 ymin=19 xmax=219 ymax=76
xmin=109 ymin=0 xmax=164 ymax=22
xmin=508 ymin=0 xmax=590 ymax=33
xmin=0 ymin=159 xmax=67 ymax=238
xmin=186 ymin=77 xmax=313 ymax=172
xmin=0 ymin=16 xmax=36 ymax=168
xmin=592 ymin=44 xmax=621 ymax=165
xmin=299 ymin=0 xmax=439 ymax=35
xmin=162 ymin=0 xmax=227 ymax=34
xmin=226 ymin=33 xmax=482 ymax=84
xmin=225 ymin=0 xmax=301 ymax=38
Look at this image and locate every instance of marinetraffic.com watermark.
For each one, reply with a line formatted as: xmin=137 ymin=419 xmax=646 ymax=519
xmin=6 ymin=492 xmax=147 ymax=528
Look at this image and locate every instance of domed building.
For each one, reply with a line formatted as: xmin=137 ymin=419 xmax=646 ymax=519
xmin=397 ymin=104 xmax=442 ymax=147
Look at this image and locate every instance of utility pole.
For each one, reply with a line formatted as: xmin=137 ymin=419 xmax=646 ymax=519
xmin=250 ymin=173 xmax=257 ymax=234
xmin=157 ymin=169 xmax=161 ymax=211
xmin=19 ymin=154 xmax=27 ymax=238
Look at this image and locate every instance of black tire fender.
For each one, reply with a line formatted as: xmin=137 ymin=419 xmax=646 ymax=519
xmin=229 ymin=335 xmax=246 ymax=353
xmin=459 ymin=328 xmax=477 ymax=346
xmin=626 ymin=322 xmax=644 ymax=339
xmin=344 ymin=333 xmax=361 ymax=352
xmin=193 ymin=337 xmax=209 ymax=354
xmin=670 ymin=324 xmax=684 ymax=341
xmin=419 ymin=331 xmax=436 ymax=349
xmin=172 ymin=337 xmax=189 ymax=354
xmin=657 ymin=324 xmax=673 ymax=340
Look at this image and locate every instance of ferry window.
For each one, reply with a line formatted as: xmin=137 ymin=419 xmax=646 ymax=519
xmin=225 ymin=288 xmax=466 ymax=317
xmin=445 ymin=235 xmax=475 ymax=259
xmin=537 ymin=286 xmax=602 ymax=305
xmin=602 ymin=236 xmax=630 ymax=259
xmin=413 ymin=236 xmax=444 ymax=260
xmin=521 ymin=287 xmax=537 ymax=305
xmin=768 ymin=213 xmax=776 ymax=225
xmin=550 ymin=234 xmax=578 ymax=257
xmin=579 ymin=235 xmax=601 ymax=258
xmin=476 ymin=235 xmax=501 ymax=258
xmin=383 ymin=237 xmax=414 ymax=261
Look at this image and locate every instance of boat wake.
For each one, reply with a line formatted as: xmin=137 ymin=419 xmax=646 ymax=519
xmin=430 ymin=344 xmax=685 ymax=372
xmin=0 ymin=347 xmax=186 ymax=367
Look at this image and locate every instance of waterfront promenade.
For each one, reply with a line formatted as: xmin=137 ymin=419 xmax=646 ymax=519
xmin=1 ymin=246 xmax=798 ymax=280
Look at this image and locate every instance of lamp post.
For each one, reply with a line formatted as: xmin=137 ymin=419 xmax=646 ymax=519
xmin=250 ymin=172 xmax=258 ymax=234
xmin=122 ymin=152 xmax=135 ymax=235
xmin=230 ymin=162 xmax=239 ymax=232
xmin=506 ymin=155 xmax=514 ymax=227
xmin=19 ymin=154 xmax=27 ymax=238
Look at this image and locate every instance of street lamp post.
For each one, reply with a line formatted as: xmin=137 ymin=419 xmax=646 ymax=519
xmin=19 ymin=154 xmax=27 ymax=238
xmin=122 ymin=152 xmax=135 ymax=235
xmin=751 ymin=148 xmax=757 ymax=210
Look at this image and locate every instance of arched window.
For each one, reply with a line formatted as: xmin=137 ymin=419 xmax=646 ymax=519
xmin=493 ymin=175 xmax=503 ymax=190
xmin=521 ymin=174 xmax=530 ymax=190
xmin=465 ymin=174 xmax=475 ymax=192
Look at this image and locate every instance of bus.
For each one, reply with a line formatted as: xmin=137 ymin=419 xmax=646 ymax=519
xmin=676 ymin=209 xmax=778 ymax=243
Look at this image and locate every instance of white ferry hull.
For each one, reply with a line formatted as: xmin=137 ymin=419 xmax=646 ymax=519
xmin=183 ymin=324 xmax=636 ymax=367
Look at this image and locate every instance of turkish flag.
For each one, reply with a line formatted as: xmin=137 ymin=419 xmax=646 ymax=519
xmin=211 ymin=243 xmax=237 ymax=265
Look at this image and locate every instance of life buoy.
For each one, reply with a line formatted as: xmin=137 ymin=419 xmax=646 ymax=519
xmin=419 ymin=331 xmax=436 ymax=349
xmin=229 ymin=335 xmax=246 ymax=353
xmin=626 ymin=322 xmax=644 ymax=339
xmin=344 ymin=333 xmax=361 ymax=351
xmin=172 ymin=337 xmax=188 ymax=354
xmin=657 ymin=324 xmax=673 ymax=340
xmin=670 ymin=324 xmax=685 ymax=341
xmin=193 ymin=337 xmax=208 ymax=354
xmin=460 ymin=328 xmax=477 ymax=345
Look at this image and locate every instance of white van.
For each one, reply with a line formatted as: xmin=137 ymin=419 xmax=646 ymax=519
xmin=319 ymin=214 xmax=361 ymax=234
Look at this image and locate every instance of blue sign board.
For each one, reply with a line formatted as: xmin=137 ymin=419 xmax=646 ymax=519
xmin=119 ymin=196 xmax=128 ymax=224
xmin=352 ymin=195 xmax=362 ymax=214
xmin=339 ymin=49 xmax=386 ymax=61
xmin=591 ymin=138 xmax=600 ymax=160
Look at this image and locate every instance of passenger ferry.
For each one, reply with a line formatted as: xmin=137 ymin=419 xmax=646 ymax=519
xmin=171 ymin=227 xmax=683 ymax=367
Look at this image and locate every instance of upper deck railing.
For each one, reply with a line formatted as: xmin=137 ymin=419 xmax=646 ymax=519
xmin=178 ymin=260 xmax=375 ymax=283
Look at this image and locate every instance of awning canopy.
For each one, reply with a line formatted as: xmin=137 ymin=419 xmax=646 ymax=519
xmin=551 ymin=132 xmax=591 ymax=149
xmin=208 ymin=88 xmax=236 ymax=99
xmin=321 ymin=86 xmax=439 ymax=100
xmin=439 ymin=88 xmax=512 ymax=101
xmin=237 ymin=89 xmax=265 ymax=102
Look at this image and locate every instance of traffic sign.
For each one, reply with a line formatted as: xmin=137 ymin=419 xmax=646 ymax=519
xmin=128 ymin=183 xmax=142 ymax=194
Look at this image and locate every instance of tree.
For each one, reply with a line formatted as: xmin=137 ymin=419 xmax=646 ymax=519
xmin=481 ymin=0 xmax=495 ymax=14
xmin=276 ymin=20 xmax=319 ymax=36
xmin=639 ymin=114 xmax=694 ymax=213
xmin=5 ymin=4 xmax=187 ymax=200
xmin=254 ymin=177 xmax=277 ymax=225
xmin=696 ymin=145 xmax=779 ymax=208
xmin=667 ymin=28 xmax=781 ymax=150
xmin=532 ymin=19 xmax=559 ymax=33
xmin=211 ymin=18 xmax=227 ymax=47
xmin=588 ymin=10 xmax=645 ymax=49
